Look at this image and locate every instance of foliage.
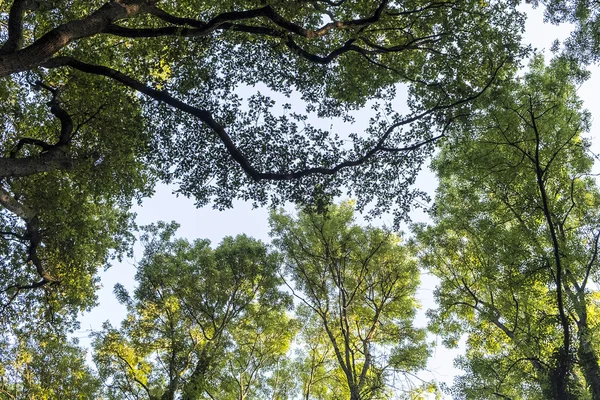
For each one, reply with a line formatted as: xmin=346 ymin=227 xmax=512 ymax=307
xmin=415 ymin=56 xmax=600 ymax=399
xmin=531 ymin=0 xmax=600 ymax=64
xmin=0 ymin=0 xmax=527 ymax=337
xmin=0 ymin=70 xmax=151 ymax=334
xmin=92 ymin=222 xmax=294 ymax=400
xmin=270 ymin=202 xmax=430 ymax=400
xmin=0 ymin=330 xmax=101 ymax=399
xmin=91 ymin=205 xmax=433 ymax=399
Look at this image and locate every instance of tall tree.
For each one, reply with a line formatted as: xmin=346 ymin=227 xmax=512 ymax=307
xmin=93 ymin=222 xmax=293 ymax=400
xmin=416 ymin=56 xmax=600 ymax=399
xmin=0 ymin=0 xmax=525 ymax=331
xmin=270 ymin=202 xmax=430 ymax=400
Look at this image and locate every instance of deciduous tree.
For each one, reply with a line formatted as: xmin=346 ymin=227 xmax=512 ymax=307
xmin=92 ymin=222 xmax=293 ymax=400
xmin=416 ymin=57 xmax=600 ymax=399
xmin=270 ymin=202 xmax=430 ymax=400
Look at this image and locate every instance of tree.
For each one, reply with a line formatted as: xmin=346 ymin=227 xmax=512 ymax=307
xmin=270 ymin=202 xmax=430 ymax=400
xmin=415 ymin=56 xmax=600 ymax=399
xmin=92 ymin=222 xmax=294 ymax=400
xmin=0 ymin=330 xmax=101 ymax=399
xmin=0 ymin=70 xmax=150 ymax=338
xmin=206 ymin=307 xmax=299 ymax=400
xmin=0 ymin=0 xmax=526 ymax=332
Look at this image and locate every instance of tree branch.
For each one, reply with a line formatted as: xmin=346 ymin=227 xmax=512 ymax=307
xmin=0 ymin=0 xmax=147 ymax=76
xmin=0 ymin=185 xmax=57 ymax=294
xmin=44 ymin=55 xmax=502 ymax=184
xmin=0 ymin=0 xmax=39 ymax=54
xmin=34 ymin=80 xmax=74 ymax=145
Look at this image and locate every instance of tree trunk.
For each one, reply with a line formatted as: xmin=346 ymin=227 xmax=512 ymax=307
xmin=578 ymin=324 xmax=600 ymax=400
xmin=348 ymin=382 xmax=361 ymax=400
xmin=546 ymin=348 xmax=576 ymax=400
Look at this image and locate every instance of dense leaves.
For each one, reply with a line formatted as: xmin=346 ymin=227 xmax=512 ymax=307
xmin=0 ymin=331 xmax=101 ymax=399
xmin=2 ymin=0 xmax=599 ymax=399
xmin=93 ymin=222 xmax=292 ymax=400
xmin=415 ymin=57 xmax=600 ymax=399
xmin=90 ymin=205 xmax=430 ymax=399
xmin=0 ymin=0 xmax=527 ymax=332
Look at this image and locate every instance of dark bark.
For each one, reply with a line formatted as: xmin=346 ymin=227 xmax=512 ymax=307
xmin=0 ymin=148 xmax=82 ymax=177
xmin=0 ymin=0 xmax=38 ymax=54
xmin=0 ymin=0 xmax=146 ymax=76
xmin=578 ymin=323 xmax=600 ymax=399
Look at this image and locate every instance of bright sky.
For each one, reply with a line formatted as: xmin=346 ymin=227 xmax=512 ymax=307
xmin=75 ymin=5 xmax=600 ymax=397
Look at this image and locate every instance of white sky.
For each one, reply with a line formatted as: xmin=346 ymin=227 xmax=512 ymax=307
xmin=75 ymin=4 xmax=600 ymax=397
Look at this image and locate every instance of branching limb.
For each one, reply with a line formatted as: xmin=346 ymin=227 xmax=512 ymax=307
xmin=145 ymin=0 xmax=388 ymax=39
xmin=10 ymin=138 xmax=53 ymax=157
xmin=0 ymin=185 xmax=56 ymax=291
xmin=32 ymin=80 xmax=74 ymax=145
xmin=0 ymin=150 xmax=88 ymax=177
xmin=44 ymin=56 xmax=503 ymax=183
xmin=0 ymin=0 xmax=147 ymax=76
xmin=3 ymin=80 xmax=83 ymax=176
xmin=0 ymin=0 xmax=39 ymax=54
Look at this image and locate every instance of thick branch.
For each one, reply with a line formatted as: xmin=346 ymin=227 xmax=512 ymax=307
xmin=0 ymin=149 xmax=83 ymax=177
xmin=146 ymin=1 xmax=388 ymax=39
xmin=0 ymin=0 xmax=39 ymax=54
xmin=104 ymin=1 xmax=392 ymax=45
xmin=10 ymin=137 xmax=53 ymax=157
xmin=34 ymin=80 xmax=75 ymax=145
xmin=104 ymin=22 xmax=282 ymax=39
xmin=0 ymin=185 xmax=35 ymax=220
xmin=0 ymin=0 xmax=147 ymax=76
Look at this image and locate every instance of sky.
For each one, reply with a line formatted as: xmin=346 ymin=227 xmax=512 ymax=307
xmin=75 ymin=4 xmax=600 ymax=396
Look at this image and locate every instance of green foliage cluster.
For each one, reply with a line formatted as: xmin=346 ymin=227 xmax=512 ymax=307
xmin=271 ymin=202 xmax=428 ymax=400
xmin=93 ymin=221 xmax=294 ymax=400
xmin=87 ymin=205 xmax=428 ymax=400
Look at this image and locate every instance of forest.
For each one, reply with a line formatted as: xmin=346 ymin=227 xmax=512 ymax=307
xmin=0 ymin=0 xmax=600 ymax=398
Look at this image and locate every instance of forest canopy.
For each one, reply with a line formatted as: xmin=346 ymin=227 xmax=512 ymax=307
xmin=1 ymin=0 xmax=600 ymax=399
xmin=0 ymin=0 xmax=526 ymax=331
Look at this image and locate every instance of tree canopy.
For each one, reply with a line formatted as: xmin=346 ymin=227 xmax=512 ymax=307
xmin=415 ymin=57 xmax=600 ymax=399
xmin=93 ymin=222 xmax=293 ymax=400
xmin=270 ymin=202 xmax=429 ymax=399
xmin=3 ymin=1 xmax=600 ymax=399
xmin=0 ymin=0 xmax=526 ymax=332
xmin=88 ymin=205 xmax=429 ymax=399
